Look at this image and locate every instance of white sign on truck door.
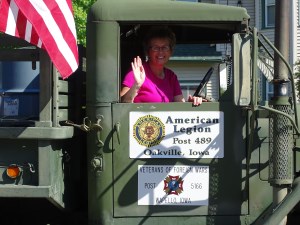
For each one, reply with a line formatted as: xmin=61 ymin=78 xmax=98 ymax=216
xmin=130 ymin=111 xmax=224 ymax=158
xmin=138 ymin=165 xmax=209 ymax=206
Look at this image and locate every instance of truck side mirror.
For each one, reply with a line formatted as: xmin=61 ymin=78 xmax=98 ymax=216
xmin=232 ymin=33 xmax=252 ymax=106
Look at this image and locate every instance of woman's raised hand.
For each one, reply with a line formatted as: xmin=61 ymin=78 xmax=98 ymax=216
xmin=131 ymin=56 xmax=146 ymax=87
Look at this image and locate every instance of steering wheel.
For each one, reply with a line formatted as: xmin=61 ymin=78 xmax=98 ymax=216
xmin=193 ymin=67 xmax=214 ymax=101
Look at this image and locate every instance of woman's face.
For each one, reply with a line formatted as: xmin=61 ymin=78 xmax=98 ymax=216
xmin=147 ymin=38 xmax=173 ymax=66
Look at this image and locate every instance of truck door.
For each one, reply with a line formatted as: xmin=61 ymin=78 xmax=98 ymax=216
xmin=112 ymin=101 xmax=248 ymax=218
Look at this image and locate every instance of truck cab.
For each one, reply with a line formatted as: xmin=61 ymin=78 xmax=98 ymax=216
xmin=0 ymin=0 xmax=299 ymax=224
xmin=86 ymin=1 xmax=295 ymax=225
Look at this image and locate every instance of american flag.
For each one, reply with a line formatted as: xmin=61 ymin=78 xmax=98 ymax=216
xmin=0 ymin=0 xmax=79 ymax=79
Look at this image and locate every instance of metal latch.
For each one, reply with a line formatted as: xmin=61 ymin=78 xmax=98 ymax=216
xmin=65 ymin=116 xmax=104 ymax=133
xmin=65 ymin=117 xmax=91 ymax=132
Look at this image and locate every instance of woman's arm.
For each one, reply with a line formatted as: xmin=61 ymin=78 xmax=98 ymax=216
xmin=174 ymin=94 xmax=185 ymax=102
xmin=120 ymin=85 xmax=140 ymax=103
xmin=120 ymin=56 xmax=145 ymax=103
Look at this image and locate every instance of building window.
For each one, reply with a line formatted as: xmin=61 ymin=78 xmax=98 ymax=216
xmin=263 ymin=0 xmax=275 ymax=28
xmin=179 ymin=80 xmax=202 ymax=99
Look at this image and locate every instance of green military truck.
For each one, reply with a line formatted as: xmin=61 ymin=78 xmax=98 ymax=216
xmin=0 ymin=0 xmax=299 ymax=225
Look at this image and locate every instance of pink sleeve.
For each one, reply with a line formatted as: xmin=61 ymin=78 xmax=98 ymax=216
xmin=162 ymin=68 xmax=182 ymax=99
xmin=122 ymin=70 xmax=135 ymax=88
xmin=171 ymin=73 xmax=182 ymax=97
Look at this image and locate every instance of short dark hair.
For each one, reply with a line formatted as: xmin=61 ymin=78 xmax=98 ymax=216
xmin=143 ymin=26 xmax=176 ymax=52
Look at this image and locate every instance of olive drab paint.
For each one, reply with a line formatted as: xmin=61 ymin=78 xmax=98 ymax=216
xmin=0 ymin=0 xmax=299 ymax=225
xmin=85 ymin=1 xmax=299 ymax=225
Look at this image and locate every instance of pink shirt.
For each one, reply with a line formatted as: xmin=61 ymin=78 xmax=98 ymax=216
xmin=122 ymin=62 xmax=182 ymax=103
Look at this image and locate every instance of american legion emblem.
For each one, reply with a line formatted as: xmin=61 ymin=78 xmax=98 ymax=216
xmin=133 ymin=115 xmax=165 ymax=147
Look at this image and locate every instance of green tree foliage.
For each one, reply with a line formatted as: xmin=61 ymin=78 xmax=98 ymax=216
xmin=73 ymin=0 xmax=96 ymax=46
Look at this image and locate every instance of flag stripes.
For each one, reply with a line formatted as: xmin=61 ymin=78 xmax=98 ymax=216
xmin=0 ymin=0 xmax=78 ymax=79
